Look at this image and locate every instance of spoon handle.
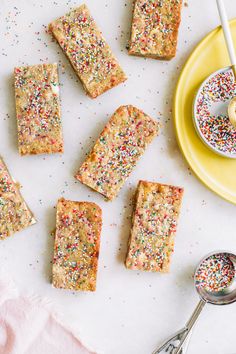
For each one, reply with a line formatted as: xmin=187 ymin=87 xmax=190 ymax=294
xmin=152 ymin=299 xmax=205 ymax=354
xmin=152 ymin=328 xmax=190 ymax=354
xmin=216 ymin=0 xmax=236 ymax=75
xmin=173 ymin=299 xmax=206 ymax=354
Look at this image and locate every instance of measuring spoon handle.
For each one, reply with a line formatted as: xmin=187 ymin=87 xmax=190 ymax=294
xmin=152 ymin=328 xmax=187 ymax=354
xmin=173 ymin=299 xmax=206 ymax=354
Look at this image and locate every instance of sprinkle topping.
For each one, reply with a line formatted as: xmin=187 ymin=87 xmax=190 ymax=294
xmin=52 ymin=198 xmax=102 ymax=292
xmin=75 ymin=105 xmax=159 ymax=200
xmin=0 ymin=158 xmax=36 ymax=239
xmin=129 ymin=0 xmax=182 ymax=58
xmin=126 ymin=181 xmax=184 ymax=272
xmin=14 ymin=63 xmax=63 ymax=155
xmin=49 ymin=5 xmax=127 ymax=98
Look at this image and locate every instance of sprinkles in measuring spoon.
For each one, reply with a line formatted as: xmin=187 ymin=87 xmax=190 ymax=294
xmin=195 ymin=253 xmax=235 ymax=293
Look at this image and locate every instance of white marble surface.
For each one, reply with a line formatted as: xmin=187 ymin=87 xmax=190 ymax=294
xmin=0 ymin=0 xmax=236 ymax=353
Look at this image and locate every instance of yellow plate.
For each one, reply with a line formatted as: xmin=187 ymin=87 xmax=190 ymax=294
xmin=174 ymin=20 xmax=236 ymax=204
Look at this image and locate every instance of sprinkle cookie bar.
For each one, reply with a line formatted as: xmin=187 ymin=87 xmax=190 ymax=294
xmin=75 ymin=105 xmax=159 ymax=200
xmin=126 ymin=181 xmax=184 ymax=272
xmin=14 ymin=63 xmax=63 ymax=155
xmin=52 ymin=198 xmax=102 ymax=292
xmin=49 ymin=4 xmax=127 ymax=98
xmin=129 ymin=0 xmax=183 ymax=60
xmin=0 ymin=158 xmax=36 ymax=240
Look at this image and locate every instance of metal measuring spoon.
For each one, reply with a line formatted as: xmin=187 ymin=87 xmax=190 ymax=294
xmin=153 ymin=251 xmax=236 ymax=354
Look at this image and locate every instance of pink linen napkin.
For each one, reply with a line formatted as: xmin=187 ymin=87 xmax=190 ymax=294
xmin=0 ymin=273 xmax=96 ymax=354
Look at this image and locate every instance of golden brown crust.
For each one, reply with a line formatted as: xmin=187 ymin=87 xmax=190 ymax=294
xmin=129 ymin=0 xmax=182 ymax=60
xmin=0 ymin=157 xmax=36 ymax=240
xmin=14 ymin=63 xmax=63 ymax=155
xmin=52 ymin=198 xmax=102 ymax=292
xmin=125 ymin=180 xmax=184 ymax=272
xmin=49 ymin=5 xmax=127 ymax=98
xmin=75 ymin=105 xmax=159 ymax=200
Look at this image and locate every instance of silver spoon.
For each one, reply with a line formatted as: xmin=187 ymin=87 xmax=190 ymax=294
xmin=153 ymin=251 xmax=236 ymax=354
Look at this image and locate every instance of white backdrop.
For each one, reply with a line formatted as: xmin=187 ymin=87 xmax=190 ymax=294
xmin=0 ymin=1 xmax=236 ymax=353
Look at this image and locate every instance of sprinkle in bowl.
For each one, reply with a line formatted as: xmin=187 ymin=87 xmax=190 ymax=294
xmin=193 ymin=66 xmax=236 ymax=158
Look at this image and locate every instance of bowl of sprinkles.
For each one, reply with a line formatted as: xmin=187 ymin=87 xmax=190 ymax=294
xmin=195 ymin=251 xmax=236 ymax=305
xmin=193 ymin=67 xmax=236 ymax=158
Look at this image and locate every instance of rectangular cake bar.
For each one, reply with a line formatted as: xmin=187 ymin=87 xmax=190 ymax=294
xmin=14 ymin=63 xmax=63 ymax=155
xmin=0 ymin=157 xmax=36 ymax=240
xmin=129 ymin=0 xmax=183 ymax=60
xmin=52 ymin=198 xmax=102 ymax=292
xmin=49 ymin=5 xmax=127 ymax=98
xmin=75 ymin=105 xmax=159 ymax=200
xmin=126 ymin=181 xmax=184 ymax=272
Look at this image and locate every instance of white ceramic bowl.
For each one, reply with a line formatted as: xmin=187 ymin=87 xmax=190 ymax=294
xmin=193 ymin=66 xmax=236 ymax=159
